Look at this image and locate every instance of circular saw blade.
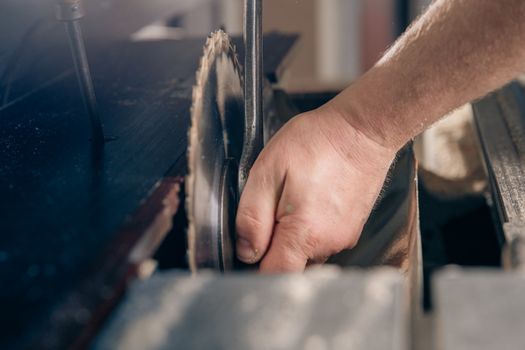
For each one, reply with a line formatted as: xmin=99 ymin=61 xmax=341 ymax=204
xmin=186 ymin=31 xmax=244 ymax=273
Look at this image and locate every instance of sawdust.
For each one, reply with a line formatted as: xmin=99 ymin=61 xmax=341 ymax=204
xmin=417 ymin=104 xmax=487 ymax=198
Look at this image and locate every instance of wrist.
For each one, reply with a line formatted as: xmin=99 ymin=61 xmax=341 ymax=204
xmin=325 ymin=67 xmax=419 ymax=153
xmin=311 ymin=102 xmax=397 ymax=174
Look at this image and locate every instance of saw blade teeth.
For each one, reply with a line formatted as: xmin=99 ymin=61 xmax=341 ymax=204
xmin=186 ymin=30 xmax=244 ymax=273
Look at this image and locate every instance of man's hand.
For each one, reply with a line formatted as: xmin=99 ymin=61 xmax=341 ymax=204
xmin=235 ymin=105 xmax=396 ymax=272
xmin=235 ymin=0 xmax=525 ymax=273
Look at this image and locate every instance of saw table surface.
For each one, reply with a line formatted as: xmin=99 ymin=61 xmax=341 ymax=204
xmin=0 ymin=33 xmax=296 ymax=349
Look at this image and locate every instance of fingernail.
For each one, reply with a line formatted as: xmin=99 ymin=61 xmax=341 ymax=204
xmin=236 ymin=237 xmax=258 ymax=263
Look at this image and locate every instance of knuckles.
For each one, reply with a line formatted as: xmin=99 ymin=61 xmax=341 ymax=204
xmin=276 ymin=217 xmax=321 ymax=260
xmin=236 ymin=206 xmax=266 ymax=237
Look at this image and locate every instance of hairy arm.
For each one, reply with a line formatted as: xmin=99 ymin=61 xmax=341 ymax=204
xmin=235 ymin=0 xmax=525 ymax=272
xmin=337 ymin=0 xmax=525 ymax=150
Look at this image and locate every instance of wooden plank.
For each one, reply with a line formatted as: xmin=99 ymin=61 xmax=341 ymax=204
xmin=94 ymin=269 xmax=408 ymax=350
xmin=435 ymin=269 xmax=525 ymax=350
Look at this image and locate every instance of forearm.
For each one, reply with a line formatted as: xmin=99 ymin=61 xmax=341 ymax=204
xmin=331 ymin=0 xmax=525 ymax=150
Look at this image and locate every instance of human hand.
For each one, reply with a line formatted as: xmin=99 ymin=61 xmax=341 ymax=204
xmin=235 ymin=103 xmax=397 ymax=272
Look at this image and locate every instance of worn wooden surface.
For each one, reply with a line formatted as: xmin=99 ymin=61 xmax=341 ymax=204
xmin=0 ymin=34 xmax=296 ymax=349
xmin=94 ymin=269 xmax=407 ymax=350
xmin=435 ymin=269 xmax=525 ymax=350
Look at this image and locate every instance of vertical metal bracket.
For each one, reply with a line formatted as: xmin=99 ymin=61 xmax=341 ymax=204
xmin=56 ymin=0 xmax=105 ymax=145
xmin=239 ymin=0 xmax=264 ymax=194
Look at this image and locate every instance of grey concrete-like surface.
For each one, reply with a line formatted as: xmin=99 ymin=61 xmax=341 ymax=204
xmin=434 ymin=269 xmax=525 ymax=350
xmin=93 ymin=268 xmax=407 ymax=350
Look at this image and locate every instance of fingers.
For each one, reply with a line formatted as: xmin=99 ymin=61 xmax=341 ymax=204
xmin=259 ymin=177 xmax=317 ymax=273
xmin=258 ymin=219 xmax=309 ymax=273
xmin=235 ymin=160 xmax=282 ymax=264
